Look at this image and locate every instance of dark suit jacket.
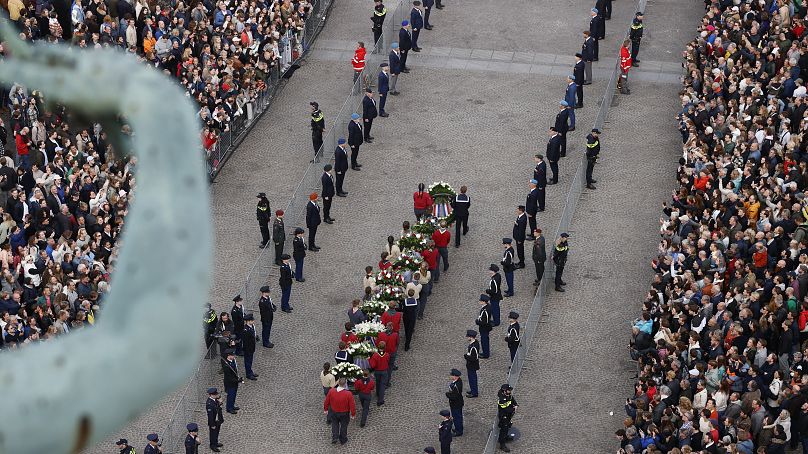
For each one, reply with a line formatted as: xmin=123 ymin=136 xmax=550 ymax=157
xmin=335 ymin=146 xmax=349 ymax=172
xmin=348 ymin=121 xmax=363 ymax=147
xmin=534 ymin=161 xmax=547 ymax=187
xmin=242 ymin=324 xmax=257 ymax=354
xmin=582 ymin=37 xmax=595 ymax=61
xmin=321 ymin=172 xmax=335 ymax=197
xmin=547 ymin=134 xmax=562 ymax=161
xmin=279 ymin=263 xmax=293 ymax=288
xmin=389 ymin=51 xmax=401 ymax=74
xmin=398 ymin=28 xmax=412 ymax=50
xmin=513 ymin=213 xmax=527 ymax=241
xmin=378 ymin=71 xmax=390 ymax=93
xmin=293 ymin=236 xmax=306 ymax=259
xmin=410 ymin=8 xmax=423 ymax=29
xmin=258 ymin=296 xmax=275 ymax=322
xmin=574 ymin=61 xmax=585 ymax=86
xmin=231 ymin=304 xmax=244 ymax=334
xmin=306 ymin=201 xmax=321 ymax=228
xmin=554 ymin=109 xmax=570 ymax=134
xmin=525 ymin=188 xmax=539 ymax=215
xmin=362 ymin=95 xmax=378 ymax=120
xmin=222 ymin=358 xmax=240 ymax=388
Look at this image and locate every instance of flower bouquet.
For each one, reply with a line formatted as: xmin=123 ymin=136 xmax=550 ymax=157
xmin=375 ymin=285 xmax=405 ymax=302
xmin=392 ymin=251 xmax=424 ymax=271
xmin=398 ymin=232 xmax=429 ymax=252
xmin=411 ymin=216 xmax=439 ymax=235
xmin=376 ymin=269 xmax=405 ymax=287
xmin=347 ymin=341 xmax=378 ymax=359
xmin=428 ymin=181 xmax=456 ymax=225
xmin=361 ymin=298 xmax=389 ymax=319
xmin=353 ymin=321 xmax=386 ymax=338
xmin=330 ymin=362 xmax=364 ymax=380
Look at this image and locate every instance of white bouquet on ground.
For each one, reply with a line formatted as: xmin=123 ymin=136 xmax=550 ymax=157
xmin=353 ymin=321 xmax=386 ymax=338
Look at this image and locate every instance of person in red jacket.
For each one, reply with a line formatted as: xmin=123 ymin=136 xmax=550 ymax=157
xmin=381 ymin=302 xmax=402 ymax=332
xmin=15 ymin=127 xmax=30 ymax=170
xmin=324 ymin=377 xmax=356 ymax=444
xmin=368 ymin=343 xmax=390 ymax=405
xmin=422 ymin=241 xmax=439 ymax=282
xmin=341 ymin=322 xmax=358 ymax=344
xmin=379 ymin=251 xmax=392 ymax=270
xmin=618 ymin=39 xmax=632 ymax=94
xmin=352 ymin=42 xmax=366 ymax=85
xmin=353 ymin=369 xmax=375 ymax=427
xmin=377 ymin=322 xmax=400 ymax=371
xmin=432 ymin=220 xmax=451 ymax=276
xmin=413 ymin=183 xmax=434 ymax=221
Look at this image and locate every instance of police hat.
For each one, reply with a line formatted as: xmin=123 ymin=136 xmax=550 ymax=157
xmin=488 ymin=264 xmax=499 ymax=272
xmin=281 ymin=253 xmax=291 ymax=260
xmin=466 ymin=329 xmax=477 ymax=338
xmin=116 ymin=439 xmax=128 ymax=446
xmin=294 ymin=227 xmax=305 ymax=234
xmin=244 ymin=313 xmax=254 ymax=321
xmin=439 ymin=409 xmax=451 ymax=417
xmin=207 ymin=387 xmax=219 ymax=394
xmin=187 ymin=423 xmax=199 ymax=432
xmin=424 ymin=448 xmax=436 ymax=454
xmin=260 ymin=286 xmax=270 ymax=293
xmin=225 ymin=349 xmax=236 ymax=356
xmin=591 ymin=128 xmax=601 ymax=134
xmin=366 ymin=88 xmax=373 ymax=93
xmin=310 ymin=101 xmax=319 ymax=109
xmin=338 ymin=137 xmax=346 ymax=144
xmin=256 ymin=192 xmax=267 ymax=198
xmin=450 ymin=368 xmax=462 ymax=377
xmin=413 ymin=0 xmax=421 ymax=4
xmin=508 ymin=311 xmax=519 ymax=320
xmin=380 ymin=62 xmax=389 ymax=67
xmin=146 ymin=434 xmax=159 ymax=442
xmin=233 ymin=294 xmax=242 ymax=302
xmin=560 ymin=232 xmax=570 ymax=238
xmin=502 ymin=237 xmax=512 ymax=244
xmin=500 ymin=383 xmax=513 ymax=391
xmin=479 ymin=294 xmax=490 ymax=301
xmin=324 ymin=164 xmax=333 ymax=171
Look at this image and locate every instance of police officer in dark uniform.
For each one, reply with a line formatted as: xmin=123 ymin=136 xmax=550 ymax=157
xmin=553 ymin=233 xmax=570 ymax=292
xmin=242 ymin=313 xmax=259 ymax=380
xmin=513 ymin=205 xmax=527 ymax=268
xmin=258 ymin=286 xmax=276 ymax=348
xmin=204 ymin=303 xmax=217 ymax=357
xmin=501 ymin=238 xmax=515 ymax=297
xmin=256 ymin=192 xmax=271 ymax=248
xmin=231 ymin=295 xmax=245 ymax=355
xmin=206 ymin=388 xmax=224 ymax=452
xmin=475 ymin=294 xmax=492 ymax=357
xmin=438 ymin=409 xmax=453 ymax=454
xmin=464 ymin=330 xmax=480 ymax=397
xmin=371 ymin=0 xmax=386 ymax=48
xmin=573 ymin=53 xmax=585 ymax=107
xmin=554 ymin=101 xmax=570 ymax=160
xmin=184 ymin=423 xmax=200 ymax=454
xmin=630 ymin=13 xmax=644 ymax=66
xmin=446 ymin=369 xmax=464 ymax=436
xmin=505 ymin=311 xmax=520 ymax=364
xmin=450 ymin=186 xmax=470 ymax=247
xmin=486 ymin=265 xmax=502 ymax=327
xmin=144 ymin=434 xmax=162 ymax=454
xmin=273 ymin=209 xmax=285 ymax=266
xmin=497 ymin=384 xmax=518 ymax=453
xmin=116 ymin=439 xmax=136 ymax=454
xmin=585 ymin=129 xmax=600 ymax=189
xmin=222 ymin=349 xmax=243 ymax=414
xmin=310 ymin=102 xmax=325 ymax=161
xmin=321 ymin=164 xmax=336 ymax=223
xmin=279 ymin=254 xmax=294 ymax=312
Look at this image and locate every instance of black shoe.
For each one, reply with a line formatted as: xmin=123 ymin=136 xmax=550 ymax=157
xmin=337 ymin=192 xmax=348 ymax=197
xmin=216 ymin=444 xmax=224 ymax=448
xmin=568 ymin=126 xmax=575 ymax=131
xmin=632 ymin=62 xmax=639 ymax=67
xmin=547 ymin=181 xmax=557 ymax=185
xmin=377 ymin=401 xmax=385 ymax=406
xmin=227 ymin=409 xmax=238 ymax=414
xmin=479 ymin=354 xmax=489 ymax=359
xmin=466 ymin=391 xmax=477 ymax=397
xmin=281 ymin=309 xmax=291 ymax=313
xmin=324 ymin=218 xmax=334 ymax=224
xmin=586 ymin=184 xmax=596 ymax=190
xmin=591 ymin=179 xmax=597 ymax=183
xmin=247 ymin=376 xmax=258 ymax=381
xmin=504 ymin=293 xmax=513 ymax=298
xmin=436 ymin=4 xmax=444 ymax=8
xmin=575 ymin=104 xmax=583 ymax=109
xmin=360 ymin=422 xmax=366 ymax=427
xmin=425 ymin=25 xmax=433 ymax=30
xmin=593 ymin=58 xmax=599 ymax=61
xmin=356 ymin=163 xmax=363 ymax=168
xmin=352 ymin=166 xmax=362 ymax=171
xmin=583 ymin=82 xmax=592 ymax=85
xmin=263 ymin=342 xmax=274 ymax=348
xmin=296 ymin=278 xmax=306 ymax=282
xmin=453 ymin=431 xmax=463 ymax=436
xmin=380 ymin=112 xmax=389 ymax=117
xmin=555 ymin=286 xmax=565 ymax=292
xmin=526 ymin=236 xmax=535 ymax=241
xmin=401 ymin=69 xmax=410 ymax=73
xmin=515 ymin=263 xmax=525 ymax=269
xmin=332 ymin=440 xmax=338 ymax=444
xmin=390 ymin=91 xmax=400 ymax=95
xmin=210 ymin=447 xmax=221 ymax=452
xmin=259 ymin=243 xmax=268 ymax=248
xmin=560 ymin=280 xmax=567 ymax=286
xmin=365 ymin=138 xmax=374 ymax=143
xmin=413 ymin=47 xmax=421 ymax=52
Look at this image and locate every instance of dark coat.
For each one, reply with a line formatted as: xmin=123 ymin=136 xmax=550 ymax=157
xmin=554 ymin=109 xmax=570 ymax=134
xmin=348 ymin=120 xmax=364 ymax=147
xmin=222 ymin=358 xmax=240 ymax=388
xmin=398 ymin=27 xmax=412 ymax=50
xmin=206 ymin=396 xmax=224 ymax=426
xmin=450 ymin=194 xmax=470 ymax=218
xmin=293 ymin=236 xmax=306 ymax=260
xmin=487 ymin=274 xmax=502 ymax=300
xmin=532 ymin=235 xmax=546 ymax=263
xmin=513 ymin=213 xmax=527 ymax=242
xmin=279 ymin=263 xmax=293 ymax=288
xmin=574 ymin=60 xmax=585 ymax=86
xmin=231 ymin=304 xmax=245 ymax=334
xmin=258 ymin=295 xmax=275 ymax=322
xmin=533 ymin=161 xmax=547 ymax=187
xmin=389 ymin=50 xmax=401 ymax=74
xmin=242 ymin=324 xmax=257 ymax=354
xmin=335 ymin=145 xmax=349 ymax=172
xmin=273 ymin=218 xmax=285 ymax=246
xmin=306 ymin=201 xmax=321 ymax=228
xmin=321 ymin=172 xmax=335 ymax=198
xmin=465 ymin=340 xmax=481 ymax=370
xmin=582 ymin=36 xmax=595 ymax=61
xmin=547 ymin=134 xmax=562 ymax=161
xmin=362 ymin=95 xmax=378 ymax=120
xmin=525 ymin=188 xmax=539 ymax=215
xmin=446 ymin=378 xmax=464 ymax=408
xmin=378 ymin=71 xmax=390 ymax=94
xmin=409 ymin=8 xmax=423 ymax=29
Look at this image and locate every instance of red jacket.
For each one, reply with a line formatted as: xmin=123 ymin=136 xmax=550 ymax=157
xmin=368 ymin=351 xmax=390 ymax=371
xmin=432 ymin=229 xmax=451 ymax=248
xmin=324 ymin=387 xmax=356 ymax=415
xmin=341 ymin=332 xmax=358 ymax=344
xmin=422 ymin=248 xmax=438 ymax=269
xmin=379 ymin=260 xmax=392 ymax=270
xmin=413 ymin=191 xmax=433 ymax=210
xmin=353 ymin=376 xmax=375 ymax=394
xmin=15 ymin=134 xmax=29 ymax=156
xmin=620 ymin=45 xmax=632 ymax=73
xmin=352 ymin=47 xmax=366 ymax=72
xmin=380 ymin=310 xmax=401 ymax=332
xmin=377 ymin=330 xmax=399 ymax=354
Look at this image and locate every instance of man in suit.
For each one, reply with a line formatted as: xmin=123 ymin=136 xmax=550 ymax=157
xmin=533 ymin=154 xmax=547 ymax=212
xmin=532 ymin=228 xmax=546 ymax=287
xmin=334 ymin=138 xmax=349 ymax=196
xmin=321 ymin=164 xmax=336 ymax=223
xmin=573 ymin=54 xmax=585 ymax=107
xmin=398 ymin=21 xmax=412 ymax=71
xmin=221 ymin=349 xmax=242 ymax=414
xmin=422 ymin=0 xmax=434 ymax=29
xmin=272 ymin=210 xmax=285 ymax=266
xmin=279 ymin=254 xmax=294 ymax=312
xmin=347 ymin=113 xmax=364 ymax=170
xmin=590 ymin=8 xmax=605 ymax=59
xmin=525 ymin=180 xmax=539 ymax=240
xmin=554 ymin=101 xmax=570 ymax=158
xmin=306 ymin=193 xmax=322 ymax=251
xmin=362 ymin=89 xmax=378 ymax=143
xmin=564 ymin=75 xmax=577 ymax=130
xmin=242 ymin=314 xmax=259 ymax=380
xmin=410 ymin=2 xmax=423 ymax=51
xmin=258 ymin=286 xmax=275 ymax=348
xmin=596 ymin=0 xmax=612 ymax=20
xmin=546 ymin=127 xmax=562 ymax=184
xmin=513 ymin=205 xmax=528 ymax=268
xmin=206 ymin=388 xmax=224 ymax=452
xmin=378 ymin=63 xmax=391 ymax=117
xmin=292 ymin=227 xmax=307 ymax=282
xmin=389 ymin=43 xmax=402 ymax=94
xmin=581 ymin=31 xmax=595 ymax=83
xmin=450 ymin=185 xmax=470 ymax=247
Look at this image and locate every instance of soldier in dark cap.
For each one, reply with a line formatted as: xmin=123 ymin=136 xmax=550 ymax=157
xmin=184 ymin=423 xmax=200 ymax=454
xmin=231 ymin=295 xmax=245 ymax=355
xmin=438 ymin=409 xmax=453 ymax=454
xmin=258 ymin=286 xmax=276 ymax=348
xmin=116 ymin=439 xmax=135 ymax=454
xmin=505 ymin=311 xmax=521 ymax=364
xmin=476 ymin=294 xmax=492 ymax=358
xmin=310 ymin=101 xmax=325 ymax=161
xmin=242 ymin=313 xmax=259 ymax=380
xmin=501 ymin=238 xmax=515 ymax=297
xmin=446 ymin=369 xmax=464 ymax=436
xmin=222 ymin=349 xmax=243 ymax=414
xmin=464 ymin=330 xmax=480 ymax=397
xmin=321 ymin=164 xmax=336 ymax=224
xmin=273 ymin=210 xmax=286 ymax=266
xmin=144 ymin=434 xmax=161 ymax=454
xmin=497 ymin=384 xmax=518 ymax=452
xmin=573 ymin=53 xmax=585 ymax=107
xmin=292 ymin=227 xmax=307 ymax=283
xmin=486 ymin=265 xmax=502 ymax=327
xmin=256 ymin=192 xmax=271 ymax=248
xmin=424 ymin=447 xmax=436 ymax=454
xmin=553 ymin=233 xmax=570 ymax=292
xmin=279 ymin=254 xmax=294 ymax=312
xmin=206 ymin=388 xmax=224 ymax=452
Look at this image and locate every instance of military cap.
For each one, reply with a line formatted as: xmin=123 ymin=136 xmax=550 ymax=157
xmin=244 ymin=313 xmax=254 ymax=321
xmin=116 ymin=439 xmax=128 ymax=446
xmin=502 ymin=237 xmax=512 ymax=244
xmin=508 ymin=311 xmax=519 ymax=320
xmin=187 ymin=423 xmax=198 ymax=432
xmin=500 ymin=383 xmax=513 ymax=391
xmin=324 ymin=164 xmax=333 ymax=171
xmin=281 ymin=253 xmax=291 ymax=260
xmin=488 ymin=264 xmax=499 ymax=272
xmin=233 ymin=294 xmax=243 ymax=302
xmin=294 ymin=227 xmax=305 ymax=234
xmin=466 ymin=329 xmax=477 ymax=337
xmin=480 ymin=293 xmax=490 ymax=301
xmin=207 ymin=387 xmax=219 ymax=394
xmin=260 ymin=285 xmax=270 ymax=293
xmin=450 ymin=368 xmax=462 ymax=376
xmin=146 ymin=434 xmax=159 ymax=442
xmin=439 ymin=409 xmax=451 ymax=417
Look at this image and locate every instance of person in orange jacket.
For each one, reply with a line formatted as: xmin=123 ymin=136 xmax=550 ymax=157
xmin=618 ymin=39 xmax=632 ymax=94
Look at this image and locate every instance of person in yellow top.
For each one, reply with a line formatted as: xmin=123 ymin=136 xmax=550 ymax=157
xmin=744 ymin=194 xmax=761 ymax=222
xmin=6 ymin=0 xmax=24 ymax=21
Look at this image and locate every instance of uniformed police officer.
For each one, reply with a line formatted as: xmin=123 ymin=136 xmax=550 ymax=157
xmin=371 ymin=0 xmax=387 ymax=47
xmin=475 ymin=294 xmax=492 ymax=357
xmin=464 ymin=329 xmax=480 ymax=397
xmin=116 ymin=439 xmax=136 ymax=454
xmin=204 ymin=303 xmax=217 ymax=357
xmin=184 ymin=423 xmax=200 ymax=454
xmin=450 ymin=185 xmax=470 ymax=247
xmin=446 ymin=369 xmax=464 ymax=435
xmin=222 ymin=349 xmax=243 ymax=414
xmin=258 ymin=286 xmax=276 ymax=348
xmin=310 ymin=102 xmax=325 ymax=161
xmin=505 ymin=311 xmax=520 ymax=364
xmin=144 ymin=434 xmax=162 ymax=454
xmin=242 ymin=313 xmax=259 ymax=380
xmin=206 ymin=388 xmax=224 ymax=452
xmin=497 ymin=384 xmax=519 ymax=452
xmin=231 ymin=295 xmax=245 ymax=355
xmin=553 ymin=233 xmax=570 ymax=292
xmin=585 ymin=128 xmax=600 ymax=189
xmin=256 ymin=192 xmax=271 ymax=248
xmin=501 ymin=238 xmax=515 ymax=297
xmin=438 ymin=409 xmax=453 ymax=454
xmin=485 ymin=265 xmax=502 ymax=326
xmin=630 ymin=12 xmax=644 ymax=66
xmin=272 ymin=209 xmax=285 ymax=266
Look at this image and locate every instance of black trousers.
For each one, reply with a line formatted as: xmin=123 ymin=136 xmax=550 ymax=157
xmin=350 ymin=145 xmax=360 ymax=168
xmin=555 ymin=263 xmax=565 ymax=287
xmin=516 ymin=240 xmax=525 ymax=265
xmin=560 ymin=132 xmax=567 ymax=157
xmin=534 ymin=260 xmax=545 ymax=283
xmin=403 ymin=315 xmax=416 ymax=349
xmin=586 ymin=158 xmax=596 ymax=184
xmin=528 ymin=214 xmax=537 ymax=235
xmin=274 ymin=240 xmax=284 ymax=264
xmin=259 ymin=221 xmax=270 ymax=245
xmin=424 ymin=6 xmax=432 ymax=26
xmin=308 ymin=225 xmax=318 ymax=248
xmin=323 ymin=197 xmax=332 ymax=220
xmin=364 ymin=119 xmax=373 ymax=140
xmin=537 ymin=187 xmax=545 ymax=210
xmin=576 ymin=84 xmax=583 ymax=106
xmin=454 ymin=215 xmax=468 ymax=246
xmin=331 ymin=411 xmax=349 ymax=443
xmin=312 ymin=131 xmax=323 ymax=156
xmin=209 ymin=423 xmax=221 ymax=448
xmin=373 ymin=28 xmax=382 ymax=47
xmin=400 ymin=49 xmax=409 ymax=69
xmin=549 ymin=160 xmax=559 ymax=182
xmin=631 ymin=39 xmax=641 ymax=60
xmin=498 ymin=419 xmax=512 ymax=443
xmin=593 ymin=38 xmax=599 ymax=60
xmin=336 ymin=172 xmax=345 ymax=193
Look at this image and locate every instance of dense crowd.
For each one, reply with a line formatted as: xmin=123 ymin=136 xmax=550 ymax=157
xmin=620 ymin=0 xmax=808 ymax=453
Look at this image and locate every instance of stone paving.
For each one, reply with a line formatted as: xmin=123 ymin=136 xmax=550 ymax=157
xmin=84 ymin=0 xmax=705 ymax=452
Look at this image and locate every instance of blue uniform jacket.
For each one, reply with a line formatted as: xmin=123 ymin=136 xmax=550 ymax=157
xmin=362 ymin=95 xmax=378 ymax=119
xmin=321 ymin=172 xmax=335 ymax=198
xmin=334 ymin=146 xmax=349 ymax=172
xmin=564 ymin=83 xmax=577 ymax=106
xmin=398 ymin=28 xmax=412 ymax=50
xmin=410 ymin=8 xmax=424 ymax=30
xmin=389 ymin=50 xmax=401 ymax=74
xmin=582 ymin=37 xmax=595 ymax=61
xmin=378 ymin=71 xmax=390 ymax=93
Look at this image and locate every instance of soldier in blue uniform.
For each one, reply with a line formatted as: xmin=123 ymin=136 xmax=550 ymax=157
xmin=292 ymin=227 xmax=306 ymax=282
xmin=554 ymin=101 xmax=570 ymax=159
xmin=279 ymin=254 xmax=294 ymax=312
xmin=589 ymin=8 xmax=605 ymax=60
xmin=184 ymin=423 xmax=200 ymax=454
xmin=585 ymin=129 xmax=600 ymax=189
xmin=513 ymin=205 xmax=527 ymax=268
xmin=389 ymin=43 xmax=402 ymax=94
xmin=525 ymin=180 xmax=539 ymax=242
xmin=231 ymin=295 xmax=244 ymax=356
xmin=206 ymin=388 xmax=224 ymax=452
xmin=258 ymin=286 xmax=276 ymax=348
xmin=144 ymin=434 xmax=161 ymax=454
xmin=398 ymin=22 xmax=412 ymax=71
xmin=532 ymin=154 xmax=547 ymax=212
xmin=546 ymin=127 xmax=562 ymax=185
xmin=321 ymin=164 xmax=335 ymax=223
xmin=334 ymin=138 xmax=349 ymax=196
xmin=501 ymin=238 xmax=515 ymax=297
xmin=242 ymin=313 xmax=259 ymax=380
xmin=485 ymin=265 xmax=502 ymax=326
xmin=116 ymin=439 xmax=136 ymax=454
xmin=464 ymin=330 xmax=480 ymax=397
xmin=438 ymin=409 xmax=453 ymax=454
xmin=582 ymin=31 xmax=595 ymax=82
xmin=573 ymin=53 xmax=585 ymax=107
xmin=475 ymin=294 xmax=492 ymax=357
xmin=222 ymin=349 xmax=243 ymax=414
xmin=505 ymin=311 xmax=520 ymax=364
xmin=564 ymin=74 xmax=577 ymax=130
xmin=410 ymin=2 xmax=424 ymax=51
xmin=362 ymin=89 xmax=378 ymax=143
xmin=378 ymin=63 xmax=391 ymax=117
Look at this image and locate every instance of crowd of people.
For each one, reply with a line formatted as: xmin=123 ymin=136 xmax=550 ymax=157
xmin=620 ymin=0 xmax=808 ymax=453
